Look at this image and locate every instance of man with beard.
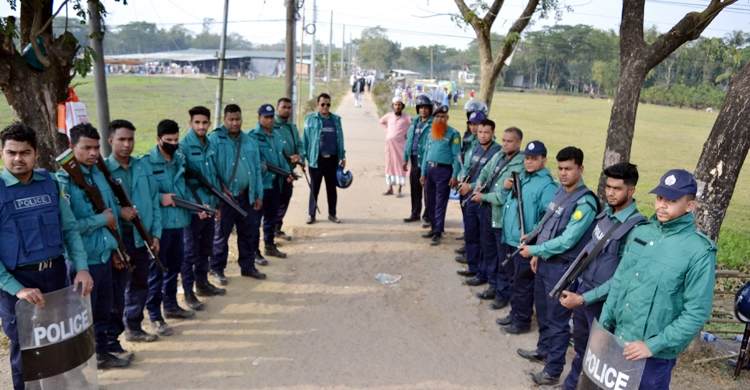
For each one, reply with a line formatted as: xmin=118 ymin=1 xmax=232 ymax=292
xmin=455 ymin=119 xmax=502 ymax=285
xmin=466 ymin=126 xmax=525 ymax=310
xmin=379 ymin=96 xmax=412 ymax=197
xmin=542 ymin=163 xmax=646 ymax=390
xmin=420 ymin=105 xmax=461 ymax=246
xmin=402 ymin=93 xmax=433 ymax=225
xmin=516 ymin=147 xmax=600 ymax=387
xmin=273 ymin=98 xmax=303 ymax=241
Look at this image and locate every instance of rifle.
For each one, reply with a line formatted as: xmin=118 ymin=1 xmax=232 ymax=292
xmin=460 ymin=151 xmax=512 ymax=207
xmin=549 ymin=249 xmax=589 ymax=300
xmin=501 ymin=204 xmax=562 ymax=267
xmin=284 ymin=151 xmax=321 ymax=215
xmin=264 ymin=161 xmax=300 ymax=180
xmin=55 ymin=150 xmax=132 ymax=272
xmin=95 ymin=155 xmax=165 ymax=273
xmin=511 ymin=171 xmax=525 ymax=235
xmin=184 ymin=167 xmax=247 ymax=217
xmin=172 ymin=196 xmax=217 ymax=216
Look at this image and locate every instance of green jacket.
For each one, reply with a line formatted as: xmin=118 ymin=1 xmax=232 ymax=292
xmin=248 ymin=124 xmax=291 ymax=190
xmin=501 ymin=167 xmax=558 ymax=244
xmin=274 ymin=115 xmax=303 ymax=170
xmin=180 ymin=128 xmax=220 ymax=209
xmin=581 ymin=201 xmax=645 ymax=305
xmin=599 ymin=212 xmax=717 ymax=360
xmin=143 ymin=146 xmax=192 ymax=230
xmin=459 ymin=133 xmax=478 ymax=174
xmin=459 ymin=140 xmax=499 ymax=181
xmin=477 ymin=152 xmax=526 ymax=227
xmin=57 ymin=164 xmax=119 ymax=265
xmin=106 ymin=155 xmax=163 ymax=248
xmin=208 ymin=125 xmax=264 ymax=203
xmin=421 ymin=125 xmax=462 ymax=178
xmin=0 ymin=169 xmax=88 ymax=295
xmin=302 ymin=111 xmax=346 ymax=168
xmin=528 ymin=181 xmax=599 ymax=259
xmin=403 ymin=116 xmax=433 ymax=166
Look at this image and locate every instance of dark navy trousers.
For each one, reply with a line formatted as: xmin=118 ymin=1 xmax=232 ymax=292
xmin=275 ymin=179 xmax=294 ymax=231
xmin=120 ymin=232 xmax=152 ymax=332
xmin=260 ymin=180 xmax=281 ymax=245
xmin=408 ymin=155 xmax=426 ymax=220
xmin=535 ymin=259 xmax=573 ymax=377
xmin=182 ymin=214 xmax=212 ymax=291
xmin=509 ymin=245 xmax=535 ymax=329
xmin=0 ymin=258 xmax=67 ymax=390
xmin=309 ymin=155 xmax=338 ymax=217
xmin=424 ymin=165 xmax=451 ymax=233
xmin=67 ymin=260 xmax=113 ymax=357
xmin=464 ymin=201 xmax=486 ymax=276
xmin=147 ymin=228 xmax=184 ymax=321
xmin=639 ymin=357 xmax=676 ymax=390
xmin=211 ymin=194 xmax=260 ymax=274
xmin=108 ymin=243 xmax=130 ymax=352
xmin=562 ymin=283 xmax=605 ymax=390
xmin=482 ymin=212 xmax=513 ymax=303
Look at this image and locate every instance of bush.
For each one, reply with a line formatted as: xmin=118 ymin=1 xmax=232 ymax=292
xmin=372 ymin=82 xmax=394 ymax=117
xmin=641 ymin=84 xmax=726 ymax=108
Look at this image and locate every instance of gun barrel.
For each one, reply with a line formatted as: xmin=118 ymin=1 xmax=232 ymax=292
xmin=265 ymin=162 xmax=299 ymax=179
xmin=185 ymin=168 xmax=248 ymax=218
xmin=172 ymin=196 xmax=217 ymax=216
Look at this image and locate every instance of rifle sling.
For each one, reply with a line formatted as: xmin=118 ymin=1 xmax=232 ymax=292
xmin=527 ymin=185 xmax=590 ymax=240
xmin=464 ymin=144 xmax=493 ymax=183
xmin=575 ymin=209 xmax=640 ymax=268
xmin=484 ymin=153 xmax=516 ymax=192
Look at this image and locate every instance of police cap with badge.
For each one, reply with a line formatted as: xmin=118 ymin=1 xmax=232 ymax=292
xmin=434 ymin=105 xmax=449 ymax=115
xmin=649 ymin=169 xmax=697 ymax=200
xmin=467 ymin=111 xmax=485 ymax=124
xmin=524 ymin=140 xmax=547 ymax=157
xmin=258 ymin=104 xmax=275 ymax=117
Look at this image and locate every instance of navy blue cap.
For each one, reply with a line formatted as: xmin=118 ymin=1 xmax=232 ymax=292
xmin=467 ymin=111 xmax=485 ymax=124
xmin=434 ymin=105 xmax=449 ymax=115
xmin=649 ymin=169 xmax=698 ymax=201
xmin=258 ymin=104 xmax=275 ymax=116
xmin=524 ymin=141 xmax=547 ymax=157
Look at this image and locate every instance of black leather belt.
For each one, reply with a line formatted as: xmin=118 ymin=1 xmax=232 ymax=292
xmin=121 ymin=225 xmax=134 ymax=235
xmin=16 ymin=256 xmax=61 ymax=272
xmin=321 ymin=154 xmax=333 ymax=158
xmin=427 ymin=162 xmax=451 ymax=168
xmin=543 ymin=255 xmax=567 ymax=264
xmin=238 ymin=188 xmax=248 ymax=196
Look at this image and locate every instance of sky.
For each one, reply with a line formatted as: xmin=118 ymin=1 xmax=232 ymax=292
xmin=2 ymin=0 xmax=749 ymax=50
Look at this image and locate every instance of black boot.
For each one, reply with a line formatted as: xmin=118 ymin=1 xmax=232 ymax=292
xmin=265 ymin=243 xmax=287 ymax=258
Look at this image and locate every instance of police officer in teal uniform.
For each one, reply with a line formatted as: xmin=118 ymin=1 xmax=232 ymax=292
xmin=517 ymin=146 xmax=600 ymax=386
xmin=420 ymin=105 xmax=461 ymax=246
xmin=402 ymin=93 xmax=433 ymax=225
xmin=0 ymin=124 xmax=93 ymax=389
xmin=274 ymin=97 xmax=303 ymax=240
xmin=57 ymin=123 xmax=131 ymax=369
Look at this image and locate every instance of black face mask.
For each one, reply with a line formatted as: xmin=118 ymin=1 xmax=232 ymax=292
xmin=161 ymin=141 xmax=179 ymax=156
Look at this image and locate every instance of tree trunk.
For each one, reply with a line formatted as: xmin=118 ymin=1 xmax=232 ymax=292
xmin=693 ymin=61 xmax=750 ymax=241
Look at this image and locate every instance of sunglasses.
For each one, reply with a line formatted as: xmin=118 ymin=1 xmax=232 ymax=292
xmin=320 ymin=103 xmax=331 ymax=107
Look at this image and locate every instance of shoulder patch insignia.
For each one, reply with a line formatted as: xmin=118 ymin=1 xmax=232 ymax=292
xmin=573 ymin=210 xmax=583 ymax=221
xmin=454 ymin=137 xmax=459 ymax=144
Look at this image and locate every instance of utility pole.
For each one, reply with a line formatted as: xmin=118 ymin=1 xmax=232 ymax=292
xmin=297 ymin=8 xmax=305 ymax=125
xmin=214 ymin=0 xmax=230 ymax=120
xmin=285 ymin=0 xmax=296 ymax=104
xmin=349 ymin=32 xmax=353 ymax=68
xmin=327 ymin=11 xmax=332 ymax=91
xmin=309 ymin=0 xmax=317 ymax=100
xmin=340 ymin=25 xmax=345 ymax=81
xmin=430 ymin=48 xmax=434 ymax=80
xmin=88 ymin=1 xmax=111 ymax=156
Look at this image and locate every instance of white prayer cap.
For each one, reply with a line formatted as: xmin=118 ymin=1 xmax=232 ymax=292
xmin=392 ymin=96 xmax=404 ymax=104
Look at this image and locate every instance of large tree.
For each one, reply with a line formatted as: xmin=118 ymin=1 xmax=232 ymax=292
xmin=0 ymin=0 xmax=123 ymax=171
xmin=453 ymin=0 xmax=562 ymax=108
xmin=596 ymin=0 xmax=737 ymax=197
xmin=357 ymin=26 xmax=400 ymax=71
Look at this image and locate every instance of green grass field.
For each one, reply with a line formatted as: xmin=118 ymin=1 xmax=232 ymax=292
xmin=0 ymin=76 xmax=748 ymax=268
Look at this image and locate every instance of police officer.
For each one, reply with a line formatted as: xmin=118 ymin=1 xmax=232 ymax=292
xmin=420 ymin=105 xmax=461 ymax=246
xmin=209 ymin=104 xmax=266 ymax=283
xmin=249 ymin=104 xmax=295 ymax=259
xmin=402 ymin=93 xmax=433 ymax=226
xmin=0 ymin=124 xmax=94 ymax=389
xmin=143 ymin=120 xmax=203 ymax=337
xmin=496 ymin=141 xmax=557 ymax=333
xmin=302 ymin=93 xmax=346 ymax=224
xmin=456 ymin=99 xmax=489 ymax=246
xmin=57 ymin=123 xmax=131 ymax=368
xmin=274 ymin=97 xmax=304 ymax=241
xmin=455 ymin=118 xmax=502 ymax=285
xmin=516 ymin=147 xmax=600 ymax=386
xmin=105 ymin=120 xmax=162 ymax=357
xmin=599 ymin=169 xmax=716 ymax=390
xmin=468 ymin=127 xmax=525 ymax=309
xmin=548 ymin=163 xmax=647 ymax=390
xmin=180 ymin=107 xmax=226 ymax=312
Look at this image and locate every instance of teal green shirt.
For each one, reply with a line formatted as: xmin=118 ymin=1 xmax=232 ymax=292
xmin=208 ymin=125 xmax=263 ymax=203
xmin=459 ymin=134 xmax=479 ymax=177
xmin=403 ymin=116 xmax=433 ymax=166
xmin=581 ymin=201 xmax=645 ymax=305
xmin=598 ymin=212 xmax=717 ymax=359
xmin=501 ymin=167 xmax=558 ymax=245
xmin=143 ymin=146 xmax=192 ymax=230
xmin=274 ymin=115 xmax=303 ymax=170
xmin=57 ymin=164 xmax=120 ymax=265
xmin=180 ymin=128 xmax=220 ymax=209
xmin=421 ymin=125 xmax=462 ymax=178
xmin=0 ymin=169 xmax=88 ymax=295
xmin=529 ymin=181 xmax=598 ymax=259
xmin=106 ymin=155 xmax=163 ymax=247
xmin=477 ymin=152 xmax=526 ymax=228
xmin=302 ymin=112 xmax=346 ymax=168
xmin=248 ymin=124 xmax=291 ymax=190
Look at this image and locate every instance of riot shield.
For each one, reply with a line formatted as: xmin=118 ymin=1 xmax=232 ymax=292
xmin=577 ymin=319 xmax=646 ymax=390
xmin=15 ymin=285 xmax=98 ymax=389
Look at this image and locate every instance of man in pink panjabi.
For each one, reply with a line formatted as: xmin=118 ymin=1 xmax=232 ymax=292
xmin=379 ymin=96 xmax=413 ymax=197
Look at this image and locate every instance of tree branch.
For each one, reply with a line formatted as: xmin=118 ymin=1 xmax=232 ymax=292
xmin=37 ymin=0 xmax=69 ymax=36
xmin=29 ymin=1 xmax=52 ymax=68
xmin=483 ymin=0 xmax=505 ymax=28
xmin=492 ymin=0 xmax=538 ymax=74
xmin=453 ymin=0 xmax=481 ymax=35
